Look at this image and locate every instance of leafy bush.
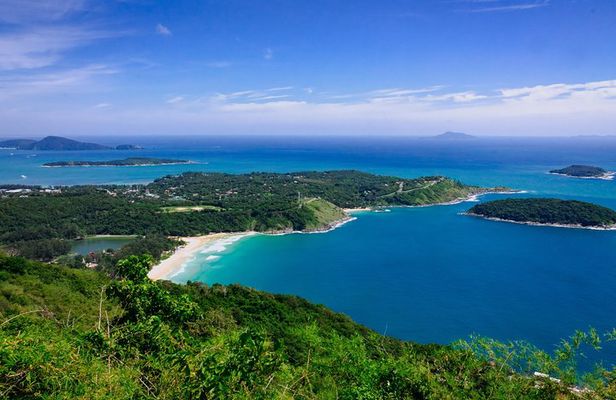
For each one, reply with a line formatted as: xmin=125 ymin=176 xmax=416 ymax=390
xmin=2 ymin=254 xmax=615 ymax=399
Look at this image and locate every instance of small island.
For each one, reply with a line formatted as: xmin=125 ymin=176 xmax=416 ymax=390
xmin=467 ymin=198 xmax=616 ymax=229
xmin=549 ymin=164 xmax=614 ymax=180
xmin=43 ymin=157 xmax=191 ymax=167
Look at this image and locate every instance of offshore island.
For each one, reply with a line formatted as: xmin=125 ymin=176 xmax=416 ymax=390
xmin=43 ymin=157 xmax=191 ymax=167
xmin=466 ymin=198 xmax=616 ymax=230
xmin=549 ymin=164 xmax=615 ymax=180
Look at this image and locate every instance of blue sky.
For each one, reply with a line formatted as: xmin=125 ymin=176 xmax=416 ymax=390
xmin=1 ymin=0 xmax=615 ymax=136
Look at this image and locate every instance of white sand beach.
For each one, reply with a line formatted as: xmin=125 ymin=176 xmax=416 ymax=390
xmin=148 ymin=233 xmax=242 ymax=280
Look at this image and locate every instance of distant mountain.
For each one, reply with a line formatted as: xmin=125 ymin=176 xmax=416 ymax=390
xmin=432 ymin=132 xmax=475 ymax=140
xmin=30 ymin=136 xmax=111 ymax=151
xmin=0 ymin=136 xmax=139 ymax=151
xmin=0 ymin=139 xmax=37 ymax=149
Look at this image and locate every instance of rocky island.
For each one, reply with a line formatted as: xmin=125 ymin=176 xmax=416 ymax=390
xmin=549 ymin=164 xmax=614 ymax=180
xmin=43 ymin=157 xmax=191 ymax=167
xmin=467 ymin=198 xmax=616 ymax=229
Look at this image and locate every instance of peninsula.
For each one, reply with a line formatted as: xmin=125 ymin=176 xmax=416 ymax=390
xmin=0 ymin=170 xmax=506 ymax=260
xmin=549 ymin=164 xmax=614 ymax=180
xmin=467 ymin=198 xmax=616 ymax=229
xmin=43 ymin=157 xmax=191 ymax=167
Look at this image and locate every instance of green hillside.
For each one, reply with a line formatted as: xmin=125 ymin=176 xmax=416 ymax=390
xmin=301 ymin=198 xmax=348 ymax=231
xmin=1 ymin=253 xmax=614 ymax=399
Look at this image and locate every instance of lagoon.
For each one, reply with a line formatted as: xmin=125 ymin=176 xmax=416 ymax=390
xmin=70 ymin=236 xmax=134 ymax=255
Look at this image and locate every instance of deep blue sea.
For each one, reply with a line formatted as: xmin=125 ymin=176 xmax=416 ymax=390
xmin=3 ymin=135 xmax=616 ymax=362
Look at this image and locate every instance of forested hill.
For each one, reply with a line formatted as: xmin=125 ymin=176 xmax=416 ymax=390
xmin=0 ymin=136 xmax=111 ymax=151
xmin=468 ymin=198 xmax=616 ymax=228
xmin=0 ymin=170 xmax=502 ymax=260
xmin=147 ymin=170 xmax=493 ymax=208
xmin=549 ymin=165 xmax=610 ymax=178
xmin=1 ymin=253 xmax=611 ymax=398
xmin=0 ymin=136 xmax=142 ymax=151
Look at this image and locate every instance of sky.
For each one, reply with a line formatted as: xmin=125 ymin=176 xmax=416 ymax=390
xmin=0 ymin=0 xmax=615 ymax=137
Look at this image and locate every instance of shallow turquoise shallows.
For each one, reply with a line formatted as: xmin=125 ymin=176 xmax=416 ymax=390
xmin=2 ymin=136 xmax=616 ymax=362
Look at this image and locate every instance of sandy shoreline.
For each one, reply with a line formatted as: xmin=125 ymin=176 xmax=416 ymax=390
xmin=147 ymin=217 xmax=359 ymax=280
xmin=148 ymin=233 xmax=247 ymax=280
xmin=149 ymin=190 xmax=517 ymax=281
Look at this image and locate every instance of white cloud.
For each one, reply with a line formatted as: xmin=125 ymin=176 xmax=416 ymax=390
xmin=267 ymin=86 xmax=293 ymax=92
xmin=0 ymin=0 xmax=88 ymax=24
xmin=156 ymin=23 xmax=172 ymax=36
xmin=0 ymin=27 xmax=119 ymax=70
xmin=499 ymin=80 xmax=616 ymax=101
xmin=166 ymin=96 xmax=184 ymax=104
xmin=328 ymin=86 xmax=444 ymax=102
xmin=208 ymin=87 xmax=295 ymax=103
xmin=0 ymin=64 xmax=118 ymax=99
xmin=263 ymin=48 xmax=273 ymax=60
xmin=424 ymin=91 xmax=488 ymax=103
xmin=2 ymin=79 xmax=616 ymax=136
xmin=463 ymin=0 xmax=549 ymax=13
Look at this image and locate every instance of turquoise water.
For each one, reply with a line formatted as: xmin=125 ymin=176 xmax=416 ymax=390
xmin=176 ymin=198 xmax=616 ymax=352
xmin=2 ymin=136 xmax=616 ymax=358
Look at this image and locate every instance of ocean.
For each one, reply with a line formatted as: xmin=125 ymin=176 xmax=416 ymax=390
xmin=3 ymin=135 xmax=616 ymax=361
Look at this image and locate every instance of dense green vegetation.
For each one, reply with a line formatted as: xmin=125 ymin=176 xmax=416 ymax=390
xmin=0 ymin=171 xmax=497 ymax=259
xmin=86 ymin=235 xmax=181 ymax=277
xmin=468 ymin=198 xmax=616 ymax=228
xmin=43 ymin=157 xmax=190 ymax=167
xmin=550 ymin=165 xmax=610 ymax=178
xmin=300 ymin=198 xmax=348 ymax=230
xmin=2 ymin=253 xmax=614 ymax=399
xmin=147 ymin=170 xmax=489 ymax=209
